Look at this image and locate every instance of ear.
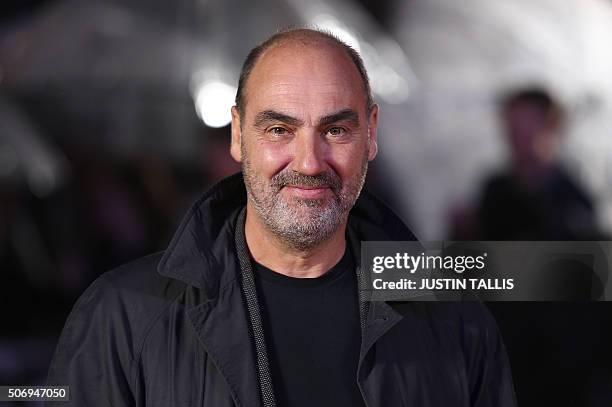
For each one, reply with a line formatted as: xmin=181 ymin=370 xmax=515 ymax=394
xmin=230 ymin=106 xmax=242 ymax=162
xmin=367 ymin=104 xmax=379 ymax=161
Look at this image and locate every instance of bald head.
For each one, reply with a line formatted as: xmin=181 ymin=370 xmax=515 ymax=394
xmin=235 ymin=28 xmax=374 ymax=119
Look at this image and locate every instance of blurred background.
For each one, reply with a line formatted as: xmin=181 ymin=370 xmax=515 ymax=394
xmin=2 ymin=0 xmax=612 ymax=405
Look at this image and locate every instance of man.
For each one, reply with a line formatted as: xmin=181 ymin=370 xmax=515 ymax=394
xmin=477 ymin=88 xmax=602 ymax=240
xmin=47 ymin=28 xmax=516 ymax=406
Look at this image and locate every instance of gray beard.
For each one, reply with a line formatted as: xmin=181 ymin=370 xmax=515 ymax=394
xmin=241 ymin=148 xmax=368 ymax=251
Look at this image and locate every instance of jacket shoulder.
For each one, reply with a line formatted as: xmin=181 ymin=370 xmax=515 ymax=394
xmin=84 ymin=252 xmax=190 ymax=350
xmin=103 ymin=251 xmax=188 ymax=302
xmin=47 ymin=253 xmax=189 ymax=395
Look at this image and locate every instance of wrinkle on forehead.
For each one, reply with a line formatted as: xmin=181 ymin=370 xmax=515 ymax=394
xmin=253 ymin=108 xmax=360 ymax=130
xmin=244 ymin=43 xmax=366 ymax=124
xmin=251 ymin=87 xmax=359 ymax=127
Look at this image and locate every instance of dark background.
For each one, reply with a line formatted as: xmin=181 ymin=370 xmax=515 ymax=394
xmin=2 ymin=0 xmax=612 ymax=405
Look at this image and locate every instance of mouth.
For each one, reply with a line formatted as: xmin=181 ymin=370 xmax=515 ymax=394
xmin=283 ymin=185 xmax=331 ymax=199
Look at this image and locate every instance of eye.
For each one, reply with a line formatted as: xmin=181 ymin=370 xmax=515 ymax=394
xmin=268 ymin=126 xmax=289 ymax=136
xmin=326 ymin=127 xmax=347 ymax=137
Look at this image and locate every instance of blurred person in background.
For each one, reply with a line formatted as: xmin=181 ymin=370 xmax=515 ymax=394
xmin=471 ymin=88 xmax=603 ymax=240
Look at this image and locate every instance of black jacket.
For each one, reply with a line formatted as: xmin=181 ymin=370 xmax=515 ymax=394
xmin=47 ymin=173 xmax=516 ymax=407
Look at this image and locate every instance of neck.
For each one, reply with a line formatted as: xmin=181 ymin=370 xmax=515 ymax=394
xmin=244 ymin=203 xmax=347 ymax=278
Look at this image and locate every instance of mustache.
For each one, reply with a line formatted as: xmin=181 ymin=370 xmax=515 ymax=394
xmin=271 ymin=170 xmax=342 ymax=192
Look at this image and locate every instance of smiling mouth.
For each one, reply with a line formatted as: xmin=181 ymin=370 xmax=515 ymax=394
xmin=288 ymin=185 xmax=329 ymax=190
xmin=284 ymin=185 xmax=331 ymax=198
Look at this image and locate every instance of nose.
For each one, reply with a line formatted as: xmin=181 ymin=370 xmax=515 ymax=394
xmin=291 ymin=130 xmax=326 ymax=176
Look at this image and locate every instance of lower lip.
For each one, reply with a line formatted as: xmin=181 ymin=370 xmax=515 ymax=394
xmin=284 ymin=186 xmax=331 ymax=199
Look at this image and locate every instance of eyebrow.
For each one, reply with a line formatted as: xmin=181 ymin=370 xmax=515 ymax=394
xmin=254 ymin=110 xmax=303 ymax=128
xmin=253 ymin=108 xmax=360 ymax=129
xmin=318 ymin=108 xmax=360 ymax=127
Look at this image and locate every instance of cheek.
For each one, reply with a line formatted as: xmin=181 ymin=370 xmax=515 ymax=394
xmin=251 ymin=141 xmax=293 ymax=175
xmin=328 ymin=144 xmax=368 ymax=179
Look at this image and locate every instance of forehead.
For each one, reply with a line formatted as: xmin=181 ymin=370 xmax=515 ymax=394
xmin=244 ymin=42 xmax=366 ymax=120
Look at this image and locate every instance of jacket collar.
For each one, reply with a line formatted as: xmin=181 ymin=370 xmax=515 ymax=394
xmin=157 ymin=172 xmax=416 ymax=296
xmin=159 ymin=172 xmax=417 ymax=407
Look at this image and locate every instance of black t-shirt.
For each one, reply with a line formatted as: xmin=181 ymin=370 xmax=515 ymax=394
xmin=253 ymin=248 xmax=366 ymax=407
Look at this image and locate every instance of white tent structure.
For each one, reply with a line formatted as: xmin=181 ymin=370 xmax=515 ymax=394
xmin=383 ymin=0 xmax=612 ymax=239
